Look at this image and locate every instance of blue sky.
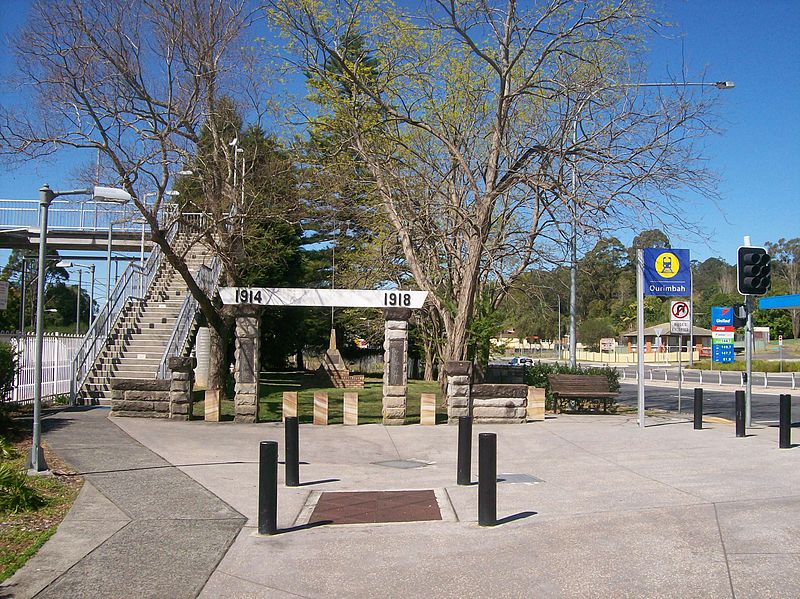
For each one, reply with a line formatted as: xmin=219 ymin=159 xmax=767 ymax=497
xmin=0 ymin=0 xmax=798 ymax=271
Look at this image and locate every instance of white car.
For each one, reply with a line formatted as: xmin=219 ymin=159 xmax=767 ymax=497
xmin=510 ymin=357 xmax=533 ymax=366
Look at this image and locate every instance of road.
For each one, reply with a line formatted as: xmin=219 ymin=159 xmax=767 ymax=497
xmin=617 ymin=381 xmax=796 ymax=425
xmin=613 ymin=364 xmax=798 ymax=391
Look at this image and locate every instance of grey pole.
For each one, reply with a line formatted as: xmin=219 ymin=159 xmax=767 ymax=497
xmin=89 ymin=265 xmax=95 ymax=326
xmin=27 ymin=185 xmax=53 ymax=472
xmin=636 ymin=249 xmax=645 ymax=428
xmin=75 ymin=268 xmax=82 ymax=335
xmin=569 ymin=117 xmax=578 ymax=369
xmin=677 ymin=334 xmax=683 ymax=412
xmin=745 ymin=294 xmax=753 ymax=428
xmin=19 ymin=259 xmax=26 ymax=334
xmin=106 ymin=222 xmax=113 ymax=307
xmin=139 ymin=221 xmax=145 ymax=299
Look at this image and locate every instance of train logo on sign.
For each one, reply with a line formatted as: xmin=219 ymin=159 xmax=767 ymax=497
xmin=643 ymin=248 xmax=691 ymax=296
xmin=655 ymin=252 xmax=680 ymax=278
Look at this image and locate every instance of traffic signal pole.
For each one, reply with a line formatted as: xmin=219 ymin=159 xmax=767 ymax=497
xmin=737 ymin=237 xmax=772 ymax=430
xmin=745 ymin=294 xmax=753 ymax=428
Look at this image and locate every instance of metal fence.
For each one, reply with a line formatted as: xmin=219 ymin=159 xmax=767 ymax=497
xmin=0 ymin=332 xmax=84 ymax=404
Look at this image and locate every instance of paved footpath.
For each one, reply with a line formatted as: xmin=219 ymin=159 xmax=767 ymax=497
xmin=1 ymin=408 xmax=245 ymax=599
xmin=3 ymin=407 xmax=799 ymax=598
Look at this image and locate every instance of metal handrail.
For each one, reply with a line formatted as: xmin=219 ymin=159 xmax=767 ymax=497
xmin=70 ymin=218 xmax=179 ymax=396
xmin=0 ymin=200 xmax=179 ymax=232
xmin=157 ymin=255 xmax=221 ymax=378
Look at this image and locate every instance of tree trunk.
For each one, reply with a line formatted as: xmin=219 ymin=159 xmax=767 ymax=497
xmin=423 ymin=347 xmax=434 ymax=382
xmin=206 ymin=325 xmax=228 ymax=398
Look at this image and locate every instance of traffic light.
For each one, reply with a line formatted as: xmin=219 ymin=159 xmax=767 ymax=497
xmin=737 ymin=246 xmax=771 ymax=295
xmin=732 ymin=303 xmax=747 ymax=327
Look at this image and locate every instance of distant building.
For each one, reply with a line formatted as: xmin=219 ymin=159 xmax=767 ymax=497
xmin=622 ymin=323 xmax=713 ymax=354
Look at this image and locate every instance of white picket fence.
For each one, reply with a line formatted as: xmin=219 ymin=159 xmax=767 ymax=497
xmin=0 ymin=333 xmax=84 ymax=404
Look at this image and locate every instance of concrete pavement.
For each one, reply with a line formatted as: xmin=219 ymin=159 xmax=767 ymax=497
xmin=3 ymin=406 xmax=799 ymax=598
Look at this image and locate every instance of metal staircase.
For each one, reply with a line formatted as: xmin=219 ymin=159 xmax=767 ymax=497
xmin=72 ymin=219 xmax=218 ymax=405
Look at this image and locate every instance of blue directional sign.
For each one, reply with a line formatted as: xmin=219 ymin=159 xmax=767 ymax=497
xmin=643 ymin=248 xmax=691 ymax=296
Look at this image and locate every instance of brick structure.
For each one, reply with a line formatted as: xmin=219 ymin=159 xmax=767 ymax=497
xmin=319 ymin=329 xmax=365 ymax=389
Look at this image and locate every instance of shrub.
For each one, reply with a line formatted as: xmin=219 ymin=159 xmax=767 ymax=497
xmin=0 ymin=342 xmax=17 ymax=429
xmin=0 ymin=436 xmax=19 ymax=461
xmin=524 ymin=361 xmax=620 ymax=412
xmin=0 ymin=463 xmax=46 ymax=514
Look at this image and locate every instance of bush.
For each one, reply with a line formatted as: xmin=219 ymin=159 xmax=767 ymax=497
xmin=525 ymin=361 xmax=620 ymax=412
xmin=0 ymin=342 xmax=17 ymax=428
xmin=0 ymin=463 xmax=46 ymax=514
xmin=0 ymin=437 xmax=19 ymax=461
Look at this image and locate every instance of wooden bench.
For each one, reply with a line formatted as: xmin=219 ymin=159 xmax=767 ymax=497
xmin=547 ymin=374 xmax=618 ymax=413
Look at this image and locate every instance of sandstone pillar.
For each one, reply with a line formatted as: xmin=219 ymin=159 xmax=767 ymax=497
xmin=445 ymin=361 xmax=473 ymax=424
xmin=234 ymin=306 xmax=261 ymax=423
xmin=382 ymin=308 xmax=411 ymax=425
xmin=169 ymin=356 xmax=196 ymax=421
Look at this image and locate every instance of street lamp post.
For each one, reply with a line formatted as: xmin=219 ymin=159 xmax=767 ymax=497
xmin=57 ymin=262 xmax=95 ymax=332
xmin=567 ymin=80 xmax=734 ymax=369
xmin=28 ymin=185 xmax=89 ymax=472
xmin=28 ymin=185 xmax=130 ymax=473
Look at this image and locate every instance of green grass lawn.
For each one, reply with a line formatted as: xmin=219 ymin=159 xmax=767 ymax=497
xmin=0 ymin=426 xmax=82 ymax=583
xmin=192 ymin=372 xmax=446 ymax=424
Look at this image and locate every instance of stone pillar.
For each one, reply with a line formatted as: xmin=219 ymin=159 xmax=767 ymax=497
xmin=343 ymin=392 xmax=358 ymax=425
xmin=234 ymin=306 xmax=262 ymax=423
xmin=445 ymin=361 xmax=472 ymax=424
xmin=314 ymin=391 xmax=328 ymax=425
xmin=382 ymin=308 xmax=412 ymax=425
xmin=169 ymin=356 xmax=196 ymax=421
xmin=420 ymin=393 xmax=436 ymax=425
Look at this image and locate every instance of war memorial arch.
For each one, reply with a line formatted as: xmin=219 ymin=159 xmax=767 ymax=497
xmin=218 ymin=287 xmax=429 ymax=425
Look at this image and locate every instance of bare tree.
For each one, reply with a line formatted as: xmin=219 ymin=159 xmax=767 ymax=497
xmin=269 ymin=0 xmax=725 ymax=364
xmin=0 ymin=0 xmax=279 ymax=398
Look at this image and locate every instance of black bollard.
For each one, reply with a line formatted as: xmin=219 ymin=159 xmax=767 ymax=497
xmin=457 ymin=416 xmax=473 ymax=485
xmin=735 ymin=390 xmax=746 ymax=438
xmin=779 ymin=394 xmax=792 ymax=449
xmin=693 ymin=388 xmax=703 ymax=430
xmin=258 ymin=441 xmax=278 ymax=535
xmin=285 ymin=416 xmax=300 ymax=487
xmin=478 ymin=432 xmax=497 ymax=527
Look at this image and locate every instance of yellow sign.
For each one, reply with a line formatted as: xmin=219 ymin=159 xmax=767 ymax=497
xmin=654 ymin=252 xmax=680 ymax=279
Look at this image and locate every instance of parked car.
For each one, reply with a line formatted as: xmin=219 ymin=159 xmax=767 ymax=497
xmin=510 ymin=357 xmax=533 ymax=366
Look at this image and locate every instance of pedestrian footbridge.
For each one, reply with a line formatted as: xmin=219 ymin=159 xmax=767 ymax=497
xmin=0 ymin=199 xmax=158 ymax=252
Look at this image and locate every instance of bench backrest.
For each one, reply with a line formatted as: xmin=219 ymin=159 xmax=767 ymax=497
xmin=548 ymin=374 xmax=610 ymax=392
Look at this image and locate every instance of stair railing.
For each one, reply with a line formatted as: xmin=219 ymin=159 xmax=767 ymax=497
xmin=70 ymin=217 xmax=179 ymax=401
xmin=157 ymin=254 xmax=222 ymax=378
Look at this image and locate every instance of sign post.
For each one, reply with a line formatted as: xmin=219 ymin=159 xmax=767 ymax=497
xmin=670 ymin=299 xmax=691 ymax=412
xmin=637 ymin=249 xmax=691 ymax=427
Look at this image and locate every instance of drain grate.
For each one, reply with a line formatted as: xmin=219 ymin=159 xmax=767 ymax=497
xmin=497 ymin=473 xmax=544 ymax=485
xmin=371 ymin=459 xmax=433 ymax=470
xmin=309 ymin=490 xmax=442 ymax=525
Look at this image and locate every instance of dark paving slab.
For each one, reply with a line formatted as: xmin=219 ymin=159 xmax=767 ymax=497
xmin=11 ymin=407 xmax=246 ymax=599
xmin=310 ymin=490 xmax=442 ymax=524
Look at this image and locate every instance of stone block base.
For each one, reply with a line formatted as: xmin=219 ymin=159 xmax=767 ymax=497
xmin=527 ymin=387 xmax=545 ymax=421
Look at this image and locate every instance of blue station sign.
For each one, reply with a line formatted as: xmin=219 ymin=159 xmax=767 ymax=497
xmin=643 ymin=248 xmax=691 ymax=296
